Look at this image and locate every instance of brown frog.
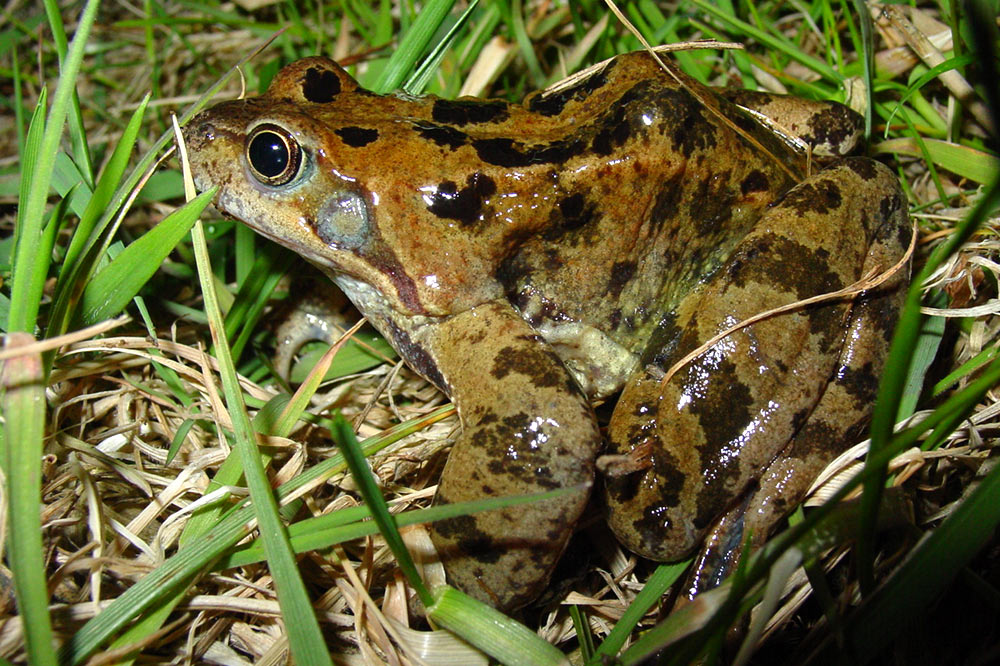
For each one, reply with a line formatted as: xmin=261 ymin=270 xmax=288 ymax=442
xmin=183 ymin=51 xmax=909 ymax=611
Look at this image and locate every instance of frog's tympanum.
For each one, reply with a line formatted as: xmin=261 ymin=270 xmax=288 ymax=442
xmin=184 ymin=51 xmax=909 ymax=611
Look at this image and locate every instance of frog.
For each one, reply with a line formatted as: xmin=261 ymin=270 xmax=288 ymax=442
xmin=182 ymin=50 xmax=909 ymax=612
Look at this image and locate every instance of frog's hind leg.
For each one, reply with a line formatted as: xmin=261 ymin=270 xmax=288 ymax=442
xmin=684 ymin=161 xmax=911 ymax=595
xmin=684 ymin=280 xmax=908 ymax=596
xmin=604 ymin=157 xmax=910 ymax=572
xmin=717 ymin=89 xmax=865 ymax=157
xmin=734 ymin=227 xmax=908 ymax=567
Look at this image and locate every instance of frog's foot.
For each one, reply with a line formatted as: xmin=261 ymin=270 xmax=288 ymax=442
xmin=604 ymin=157 xmax=909 ymax=567
xmin=417 ymin=300 xmax=602 ymax=611
xmin=718 ymin=89 xmax=864 ymax=158
xmin=272 ymin=282 xmax=357 ymax=381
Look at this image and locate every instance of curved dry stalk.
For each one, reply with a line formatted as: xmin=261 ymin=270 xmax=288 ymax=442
xmin=0 ymin=315 xmax=130 ymax=361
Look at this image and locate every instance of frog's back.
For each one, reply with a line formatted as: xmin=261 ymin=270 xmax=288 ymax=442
xmin=492 ymin=53 xmax=808 ymax=378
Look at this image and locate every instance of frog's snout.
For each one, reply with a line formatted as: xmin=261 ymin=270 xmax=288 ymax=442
xmin=181 ymin=116 xmax=217 ymax=153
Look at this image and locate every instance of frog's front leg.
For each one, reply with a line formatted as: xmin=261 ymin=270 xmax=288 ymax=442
xmin=273 ymin=275 xmax=357 ymax=380
xmin=605 ymin=158 xmax=909 ymax=566
xmin=415 ymin=300 xmax=601 ymax=611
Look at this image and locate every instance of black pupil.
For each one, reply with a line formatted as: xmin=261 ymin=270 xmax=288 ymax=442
xmin=248 ymin=131 xmax=290 ymax=178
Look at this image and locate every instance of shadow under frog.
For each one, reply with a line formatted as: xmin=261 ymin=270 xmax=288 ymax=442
xmin=183 ymin=51 xmax=910 ymax=612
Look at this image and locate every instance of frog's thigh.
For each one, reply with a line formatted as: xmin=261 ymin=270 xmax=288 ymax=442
xmin=605 ymin=158 xmax=909 ymax=563
xmin=685 ymin=208 xmax=908 ymax=593
xmin=419 ymin=300 xmax=601 ymax=611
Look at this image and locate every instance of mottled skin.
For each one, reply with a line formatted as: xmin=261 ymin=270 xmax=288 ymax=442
xmin=183 ymin=51 xmax=909 ymax=611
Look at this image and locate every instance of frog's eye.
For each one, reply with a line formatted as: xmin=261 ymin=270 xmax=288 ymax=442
xmin=246 ymin=124 xmax=302 ymax=186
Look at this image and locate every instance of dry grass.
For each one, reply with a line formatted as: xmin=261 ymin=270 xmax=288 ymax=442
xmin=2 ymin=1 xmax=999 ymax=664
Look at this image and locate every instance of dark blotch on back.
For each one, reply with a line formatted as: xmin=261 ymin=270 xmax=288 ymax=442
xmin=302 ymin=66 xmax=341 ymax=103
xmin=843 ymin=156 xmax=880 ymax=181
xmin=591 ymin=85 xmax=647 ymax=156
xmin=607 ymin=419 xmax=682 ymax=509
xmin=805 ymin=104 xmax=862 ymax=153
xmin=689 ymin=369 xmax=755 ymax=523
xmin=432 ymin=99 xmax=509 ymax=125
xmin=472 ymin=137 xmax=584 ymax=168
xmin=727 ymin=234 xmax=845 ymax=301
xmin=472 ymin=414 xmax=563 ymax=489
xmin=543 ymin=192 xmax=598 ymax=240
xmin=335 ymin=126 xmax=379 ymax=147
xmin=624 ymin=458 xmax=686 ymax=550
xmin=688 ymin=361 xmax=753 ymax=457
xmin=688 ymin=171 xmax=736 ymax=236
xmin=836 ymin=360 xmax=879 ymax=403
xmin=432 ymin=514 xmax=503 ymax=564
xmin=880 ymin=192 xmax=903 ymax=222
xmin=741 ymin=169 xmax=769 ymax=195
xmin=425 ymin=172 xmax=497 ymax=225
xmin=414 ymin=122 xmax=468 ymax=150
xmin=527 ymin=63 xmax=613 ymax=116
xmin=650 ymin=171 xmax=686 ymax=226
xmin=665 ymin=89 xmax=718 ymax=157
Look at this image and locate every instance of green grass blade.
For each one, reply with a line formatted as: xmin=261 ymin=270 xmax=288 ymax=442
xmin=189 ymin=212 xmax=333 ymax=665
xmin=427 ymin=587 xmax=568 ymax=666
xmin=220 ymin=485 xmax=581 ymax=569
xmin=0 ymin=334 xmax=57 ymax=665
xmin=42 ymin=0 xmax=94 ymax=188
xmin=12 ymin=86 xmax=46 ymax=270
xmin=860 ymin=3 xmax=1000 ymax=583
xmin=589 ymin=562 xmax=689 ymax=663
xmin=851 ymin=0 xmax=875 ymax=137
xmin=689 ymin=0 xmax=840 ymax=82
xmin=896 ymin=292 xmax=947 ymax=421
xmin=10 ymin=87 xmax=48 ymax=336
xmin=182 ymin=317 xmax=351 ymax=542
xmin=9 ymin=0 xmax=100 ymax=333
xmin=874 ymin=137 xmax=999 ymax=185
xmin=60 ymin=503 xmax=251 ymax=663
xmin=508 ymin=0 xmax=546 ymax=87
xmin=62 ymin=406 xmax=453 ymax=663
xmin=371 ymin=0 xmax=457 ymax=93
xmin=859 ymin=160 xmax=1000 ymax=593
xmin=223 ymin=243 xmax=295 ymax=361
xmin=60 ymin=94 xmax=151 ymax=283
xmin=28 ymin=193 xmax=73 ymax=331
xmin=570 ymin=604 xmax=594 ymax=662
xmin=11 ymin=42 xmax=25 ymax=158
xmin=76 ymin=190 xmax=211 ymax=326
xmin=330 ymin=415 xmax=433 ymax=607
xmin=44 ymin=37 xmax=283 ymax=344
xmin=404 ymin=0 xmax=480 ymax=95
xmin=932 ymin=343 xmax=999 ymax=397
xmin=105 ymin=591 xmax=185 ymax=666
xmin=287 ymin=333 xmax=395 ymax=384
